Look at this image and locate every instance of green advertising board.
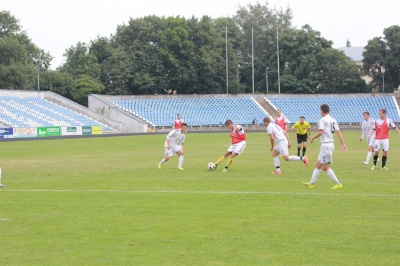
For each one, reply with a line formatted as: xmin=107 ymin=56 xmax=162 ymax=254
xmin=37 ymin=127 xmax=61 ymax=137
xmin=82 ymin=126 xmax=92 ymax=135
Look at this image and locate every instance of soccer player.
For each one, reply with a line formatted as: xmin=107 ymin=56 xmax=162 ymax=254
xmin=291 ymin=116 xmax=311 ymax=157
xmin=0 ymin=165 xmax=4 ymax=187
xmin=368 ymin=108 xmax=400 ymax=170
xmin=263 ymin=117 xmax=308 ymax=174
xmin=214 ymin=120 xmax=246 ymax=172
xmin=303 ymin=104 xmax=347 ymax=189
xmin=274 ymin=109 xmax=288 ymax=132
xmin=158 ymin=123 xmax=187 ymax=170
xmin=359 ymin=111 xmax=379 ymax=165
xmin=173 ymin=114 xmax=184 ymax=129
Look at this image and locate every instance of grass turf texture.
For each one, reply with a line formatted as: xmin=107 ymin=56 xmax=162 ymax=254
xmin=0 ymin=131 xmax=399 ymax=265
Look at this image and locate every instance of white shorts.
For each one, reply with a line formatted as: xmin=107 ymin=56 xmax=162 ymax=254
xmin=373 ymin=139 xmax=389 ymax=151
xmin=367 ymin=136 xmax=376 ymax=147
xmin=318 ymin=142 xmax=334 ymax=164
xmin=164 ymin=145 xmax=182 ymax=157
xmin=227 ymin=141 xmax=246 ymax=155
xmin=275 ymin=139 xmax=289 ymax=156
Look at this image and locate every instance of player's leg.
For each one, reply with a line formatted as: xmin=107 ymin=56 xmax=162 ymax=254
xmin=272 ymin=148 xmax=281 ymax=174
xmin=301 ymin=134 xmax=308 ymax=156
xmin=215 ymin=151 xmax=230 ymax=168
xmin=177 ymin=149 xmax=185 ymax=170
xmin=223 ymin=142 xmax=246 ymax=171
xmin=381 ymin=140 xmax=389 ymax=170
xmin=158 ymin=148 xmax=172 ymax=169
xmin=371 ymin=141 xmax=381 ymax=170
xmin=296 ymin=134 xmax=302 ymax=156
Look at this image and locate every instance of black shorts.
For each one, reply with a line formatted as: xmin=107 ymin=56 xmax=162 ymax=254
xmin=297 ymin=133 xmax=308 ymax=144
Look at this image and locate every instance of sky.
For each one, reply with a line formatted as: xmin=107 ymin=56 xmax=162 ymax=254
xmin=2 ymin=0 xmax=399 ymax=69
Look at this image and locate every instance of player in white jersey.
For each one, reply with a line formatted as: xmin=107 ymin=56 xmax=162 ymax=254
xmin=158 ymin=123 xmax=187 ymax=170
xmin=303 ymin=104 xmax=347 ymax=189
xmin=263 ymin=117 xmax=308 ymax=175
xmin=359 ymin=111 xmax=379 ymax=165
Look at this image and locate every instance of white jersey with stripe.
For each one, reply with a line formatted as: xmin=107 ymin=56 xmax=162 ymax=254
xmin=318 ymin=114 xmax=340 ymax=143
xmin=266 ymin=123 xmax=287 ymax=141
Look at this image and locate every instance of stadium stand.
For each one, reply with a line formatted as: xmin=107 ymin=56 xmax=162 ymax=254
xmin=112 ymin=97 xmax=270 ymax=127
xmin=0 ymin=96 xmax=111 ymax=130
xmin=266 ymin=95 xmax=400 ymax=124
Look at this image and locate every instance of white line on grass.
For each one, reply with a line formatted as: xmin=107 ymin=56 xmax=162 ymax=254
xmin=0 ymin=218 xmax=9 ymax=221
xmin=1 ymin=189 xmax=400 ymax=197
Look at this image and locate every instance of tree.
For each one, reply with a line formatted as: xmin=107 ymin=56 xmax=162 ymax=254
xmin=70 ymin=75 xmax=105 ymax=106
xmin=0 ymin=11 xmax=52 ymax=90
xmin=363 ymin=25 xmax=400 ymax=93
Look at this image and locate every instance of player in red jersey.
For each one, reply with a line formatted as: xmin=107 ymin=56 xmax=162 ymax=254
xmin=173 ymin=114 xmax=184 ymax=129
xmin=368 ymin=109 xmax=400 ymax=170
xmin=214 ymin=120 xmax=246 ymax=172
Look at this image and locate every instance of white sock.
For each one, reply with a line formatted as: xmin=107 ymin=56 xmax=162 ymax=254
xmin=159 ymin=158 xmax=166 ymax=165
xmin=273 ymin=156 xmax=280 ymax=169
xmin=178 ymin=155 xmax=184 ymax=168
xmin=310 ymin=168 xmax=321 ymax=184
xmin=366 ymin=152 xmax=372 ymax=162
xmin=326 ymin=168 xmax=340 ymax=184
xmin=288 ymin=156 xmax=301 ymax=161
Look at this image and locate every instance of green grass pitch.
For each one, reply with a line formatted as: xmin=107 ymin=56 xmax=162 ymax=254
xmin=0 ymin=131 xmax=399 ymax=265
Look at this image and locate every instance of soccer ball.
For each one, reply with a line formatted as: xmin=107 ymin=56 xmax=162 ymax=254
xmin=208 ymin=162 xmax=216 ymax=170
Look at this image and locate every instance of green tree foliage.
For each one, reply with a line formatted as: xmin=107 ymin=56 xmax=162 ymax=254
xmin=363 ymin=25 xmax=400 ymax=92
xmin=70 ymin=75 xmax=105 ymax=106
xmin=0 ymin=10 xmax=52 ymax=90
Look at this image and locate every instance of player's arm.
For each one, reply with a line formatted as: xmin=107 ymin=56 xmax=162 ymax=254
xmin=335 ymin=130 xmax=347 ymax=152
xmin=310 ymin=129 xmax=323 ymax=144
xmin=367 ymin=128 xmax=376 ymax=139
xmin=307 ymin=122 xmax=311 ymax=136
xmin=291 ymin=123 xmax=296 ymax=139
xmin=283 ymin=130 xmax=292 ymax=148
xmin=359 ymin=123 xmax=365 ymax=141
xmin=269 ymin=133 xmax=275 ymax=151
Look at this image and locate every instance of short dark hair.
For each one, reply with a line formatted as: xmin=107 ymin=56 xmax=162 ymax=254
xmin=320 ymin=104 xmax=330 ymax=114
xmin=363 ymin=111 xmax=370 ymax=116
xmin=181 ymin=123 xmax=188 ymax=127
xmin=263 ymin=117 xmax=271 ymax=123
xmin=379 ymin=108 xmax=387 ymax=114
xmin=300 ymin=116 xmax=305 ymax=119
xmin=225 ymin=119 xmax=233 ymax=125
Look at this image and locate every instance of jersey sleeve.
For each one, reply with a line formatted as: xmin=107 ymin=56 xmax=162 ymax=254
xmin=236 ymin=125 xmax=245 ymax=135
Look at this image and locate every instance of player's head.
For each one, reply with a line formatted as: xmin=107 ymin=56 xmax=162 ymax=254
xmin=276 ymin=109 xmax=282 ymax=116
xmin=379 ymin=109 xmax=386 ymax=119
xmin=299 ymin=116 xmax=305 ymax=123
xmin=320 ymin=104 xmax=330 ymax=115
xmin=225 ymin=119 xmax=234 ymax=129
xmin=177 ymin=114 xmax=181 ymax=119
xmin=362 ymin=111 xmax=370 ymax=120
xmin=180 ymin=123 xmax=187 ymax=133
xmin=263 ymin=117 xmax=271 ymax=126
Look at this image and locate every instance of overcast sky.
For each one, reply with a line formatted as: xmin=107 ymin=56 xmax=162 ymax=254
xmin=2 ymin=0 xmax=399 ymax=69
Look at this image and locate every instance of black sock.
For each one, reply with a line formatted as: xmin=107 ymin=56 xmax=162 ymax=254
xmin=382 ymin=156 xmax=387 ymax=167
xmin=297 ymin=147 xmax=301 ymax=156
xmin=302 ymin=147 xmax=306 ymax=156
xmin=373 ymin=155 xmax=378 ymax=165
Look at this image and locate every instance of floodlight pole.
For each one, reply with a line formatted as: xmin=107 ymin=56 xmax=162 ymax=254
xmin=381 ymin=66 xmax=385 ymax=93
xmin=266 ymin=67 xmax=269 ymax=95
xmin=37 ymin=60 xmax=41 ymax=92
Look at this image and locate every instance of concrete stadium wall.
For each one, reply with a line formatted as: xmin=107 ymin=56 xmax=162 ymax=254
xmin=0 ymin=90 xmax=122 ymax=132
xmin=88 ymin=94 xmax=148 ymax=133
